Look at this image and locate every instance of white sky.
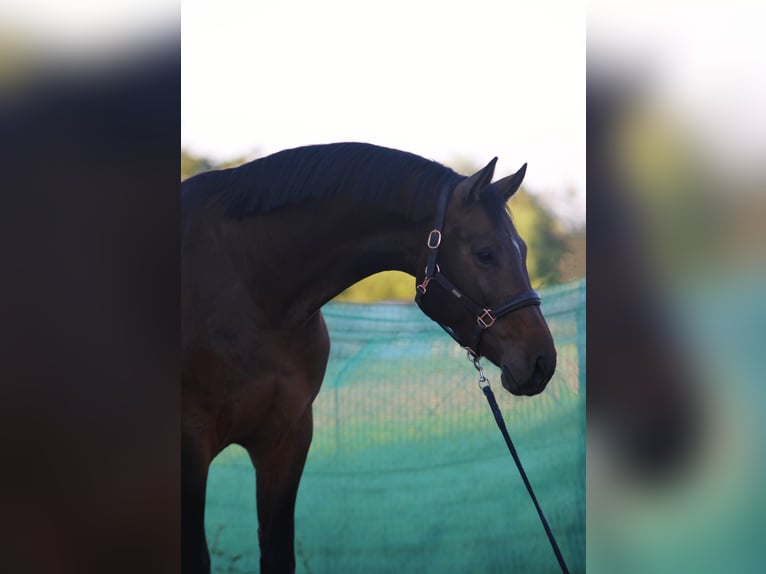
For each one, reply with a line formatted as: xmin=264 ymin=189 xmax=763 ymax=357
xmin=181 ymin=0 xmax=586 ymax=224
xmin=10 ymin=1 xmax=762 ymax=227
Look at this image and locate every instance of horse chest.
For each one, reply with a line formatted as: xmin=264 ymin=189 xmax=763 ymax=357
xmin=196 ymin=312 xmax=330 ymax=445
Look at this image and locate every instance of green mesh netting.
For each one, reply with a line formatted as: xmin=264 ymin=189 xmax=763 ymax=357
xmin=206 ymin=279 xmax=586 ymax=573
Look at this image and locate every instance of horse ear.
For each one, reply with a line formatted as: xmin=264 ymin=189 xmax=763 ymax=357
xmin=455 ymin=157 xmax=498 ymax=204
xmin=493 ymin=163 xmax=527 ymax=201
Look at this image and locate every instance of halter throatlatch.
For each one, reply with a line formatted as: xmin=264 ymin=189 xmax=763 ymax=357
xmin=414 ymin=182 xmax=542 ymax=357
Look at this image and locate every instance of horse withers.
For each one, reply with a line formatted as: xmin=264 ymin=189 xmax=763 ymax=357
xmin=181 ymin=143 xmax=556 ymax=573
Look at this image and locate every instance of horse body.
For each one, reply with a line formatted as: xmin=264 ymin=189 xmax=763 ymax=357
xmin=181 ymin=143 xmax=555 ymax=573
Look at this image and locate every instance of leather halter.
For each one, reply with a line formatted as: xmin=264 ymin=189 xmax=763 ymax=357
xmin=414 ymin=182 xmax=542 ymax=358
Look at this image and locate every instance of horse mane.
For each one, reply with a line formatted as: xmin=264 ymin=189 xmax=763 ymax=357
xmin=182 ymin=142 xmax=464 ymax=221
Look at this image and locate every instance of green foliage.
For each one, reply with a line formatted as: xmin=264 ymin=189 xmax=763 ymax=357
xmin=181 ymin=150 xmax=214 ymax=181
xmin=334 ymin=271 xmax=415 ymax=303
xmin=509 ymin=190 xmax=567 ymax=288
xmin=559 ymin=225 xmax=586 ymax=282
xmin=181 ymin=150 xmax=250 ymax=181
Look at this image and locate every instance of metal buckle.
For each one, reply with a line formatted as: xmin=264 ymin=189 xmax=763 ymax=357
xmin=477 ymin=309 xmax=496 ymax=329
xmin=427 ymin=229 xmax=442 ymax=249
xmin=416 ymin=265 xmax=441 ymax=294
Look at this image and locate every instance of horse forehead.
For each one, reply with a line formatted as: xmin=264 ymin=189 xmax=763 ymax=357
xmin=495 ymin=224 xmax=522 ymax=259
xmin=495 ymin=209 xmax=519 ymax=240
xmin=462 ymin=208 xmax=518 ymax=241
xmin=496 ymin=216 xmax=525 ymax=259
xmin=455 ymin=197 xmax=518 ymax=241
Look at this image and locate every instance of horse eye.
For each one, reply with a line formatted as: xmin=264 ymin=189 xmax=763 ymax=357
xmin=474 ymin=249 xmax=496 ymax=264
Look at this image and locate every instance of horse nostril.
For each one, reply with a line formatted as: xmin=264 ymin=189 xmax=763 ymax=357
xmin=535 ymin=354 xmax=546 ymax=375
xmin=534 ymin=353 xmax=554 ymax=385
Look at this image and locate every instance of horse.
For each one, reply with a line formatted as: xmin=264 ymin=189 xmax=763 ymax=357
xmin=181 ymin=142 xmax=557 ymax=573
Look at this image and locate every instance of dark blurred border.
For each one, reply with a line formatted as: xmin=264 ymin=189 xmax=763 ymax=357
xmin=587 ymin=5 xmax=766 ymax=572
xmin=0 ymin=29 xmax=180 ymax=574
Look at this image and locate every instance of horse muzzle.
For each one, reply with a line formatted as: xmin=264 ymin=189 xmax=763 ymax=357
xmin=501 ymin=349 xmax=557 ymax=396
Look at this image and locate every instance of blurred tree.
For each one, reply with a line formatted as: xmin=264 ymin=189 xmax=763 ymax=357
xmin=558 ymin=224 xmax=586 ymax=282
xmin=510 ymin=189 xmax=568 ymax=287
xmin=181 ymin=150 xmax=251 ymax=181
xmin=335 ymin=271 xmax=414 ymax=303
xmin=181 ymin=150 xmax=214 ymax=180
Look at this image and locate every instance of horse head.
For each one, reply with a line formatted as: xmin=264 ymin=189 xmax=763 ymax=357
xmin=416 ymin=159 xmax=557 ymax=396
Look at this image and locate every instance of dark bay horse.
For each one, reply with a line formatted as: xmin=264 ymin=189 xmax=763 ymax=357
xmin=181 ymin=142 xmax=556 ymax=573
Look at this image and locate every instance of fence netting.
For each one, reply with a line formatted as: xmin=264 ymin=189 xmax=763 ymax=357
xmin=206 ymin=279 xmax=586 ymax=573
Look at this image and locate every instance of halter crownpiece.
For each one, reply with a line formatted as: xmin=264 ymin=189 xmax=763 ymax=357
xmin=415 ymin=182 xmax=542 ymax=357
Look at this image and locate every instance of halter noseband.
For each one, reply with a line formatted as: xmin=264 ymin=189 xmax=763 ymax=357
xmin=414 ymin=182 xmax=542 ymax=358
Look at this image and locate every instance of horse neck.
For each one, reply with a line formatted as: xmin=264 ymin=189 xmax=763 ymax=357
xmin=229 ymin=198 xmax=429 ymax=324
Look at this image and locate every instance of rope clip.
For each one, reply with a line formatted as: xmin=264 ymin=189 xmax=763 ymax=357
xmin=467 ymin=351 xmax=490 ymax=389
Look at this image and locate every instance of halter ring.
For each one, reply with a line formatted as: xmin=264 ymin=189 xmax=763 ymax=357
xmin=427 ymin=230 xmax=442 ymax=249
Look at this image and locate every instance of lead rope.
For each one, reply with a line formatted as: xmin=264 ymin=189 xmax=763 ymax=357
xmin=470 ymin=354 xmax=571 ymax=574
